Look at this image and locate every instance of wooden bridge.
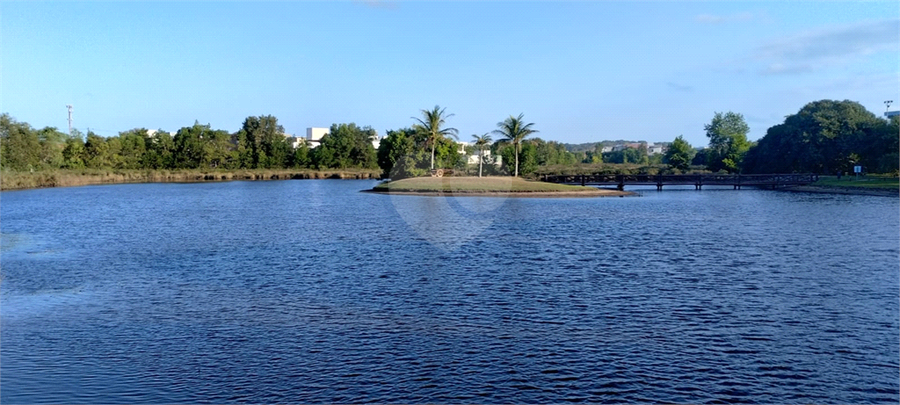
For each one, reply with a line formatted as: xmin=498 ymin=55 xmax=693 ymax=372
xmin=541 ymin=173 xmax=819 ymax=190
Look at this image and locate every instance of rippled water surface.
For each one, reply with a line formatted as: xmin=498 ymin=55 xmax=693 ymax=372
xmin=2 ymin=180 xmax=898 ymax=403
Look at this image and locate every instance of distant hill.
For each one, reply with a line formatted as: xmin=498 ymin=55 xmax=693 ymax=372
xmin=562 ymin=140 xmax=640 ymax=153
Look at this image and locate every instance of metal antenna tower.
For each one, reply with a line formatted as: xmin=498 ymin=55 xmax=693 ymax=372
xmin=66 ymin=105 xmax=73 ymax=135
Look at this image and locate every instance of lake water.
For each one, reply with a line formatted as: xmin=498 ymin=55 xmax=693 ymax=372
xmin=1 ymin=180 xmax=898 ymax=403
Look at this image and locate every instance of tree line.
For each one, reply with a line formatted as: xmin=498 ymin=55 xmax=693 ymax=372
xmin=0 ymin=107 xmax=571 ymax=179
xmin=655 ymin=99 xmax=897 ymax=175
xmin=3 ymin=99 xmax=897 ymax=178
xmin=0 ymin=114 xmax=379 ymax=172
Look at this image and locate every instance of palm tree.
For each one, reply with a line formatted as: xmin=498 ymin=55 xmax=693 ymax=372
xmin=471 ymin=133 xmax=492 ymax=177
xmin=412 ymin=105 xmax=458 ymax=170
xmin=493 ymin=113 xmax=538 ymax=177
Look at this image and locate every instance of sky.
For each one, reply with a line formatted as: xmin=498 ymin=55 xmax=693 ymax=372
xmin=2 ymin=1 xmax=898 ymax=147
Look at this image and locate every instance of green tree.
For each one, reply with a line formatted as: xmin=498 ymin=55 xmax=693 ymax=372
xmin=84 ymin=131 xmax=111 ymax=168
xmin=36 ymin=126 xmax=67 ymax=169
xmin=172 ymin=124 xmax=205 ymax=168
xmin=743 ymin=100 xmax=890 ymax=174
xmin=377 ymin=128 xmax=419 ymax=178
xmin=290 ymin=142 xmax=311 ymax=169
xmin=313 ymin=123 xmax=378 ymax=169
xmin=117 ymin=129 xmax=149 ymax=169
xmin=61 ymin=130 xmax=86 ymax=169
xmin=238 ymin=115 xmax=286 ymax=169
xmin=412 ymin=105 xmax=458 ymax=170
xmin=202 ymin=128 xmax=234 ymax=168
xmin=471 ymin=133 xmax=492 ymax=177
xmin=535 ymin=140 xmax=577 ymax=166
xmin=664 ymin=135 xmax=695 ymax=172
xmin=493 ymin=113 xmax=538 ymax=177
xmin=0 ymin=114 xmax=41 ymax=171
xmin=143 ymin=130 xmax=175 ymax=169
xmin=587 ymin=143 xmax=604 ymax=164
xmin=705 ymin=111 xmax=750 ymax=173
xmin=231 ymin=130 xmax=254 ymax=169
xmin=692 ymin=148 xmax=708 ymax=167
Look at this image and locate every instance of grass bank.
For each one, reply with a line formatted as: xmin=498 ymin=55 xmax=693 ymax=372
xmin=811 ymin=175 xmax=899 ymax=190
xmin=780 ymin=174 xmax=899 ymax=197
xmin=370 ymin=176 xmax=632 ymax=197
xmin=0 ymin=168 xmax=382 ymax=191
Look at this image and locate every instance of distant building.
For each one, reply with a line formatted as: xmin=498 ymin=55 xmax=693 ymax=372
xmin=299 ymin=127 xmax=381 ymax=149
xmin=886 ymin=111 xmax=899 ymax=118
xmin=146 ymin=129 xmax=173 ymax=138
xmin=289 ymin=136 xmax=305 ymax=149
xmin=601 ymin=146 xmax=613 ymax=153
xmin=467 ymin=151 xmax=502 ymax=167
xmin=458 ymin=141 xmax=502 ymax=166
xmin=372 ymin=135 xmax=382 ymax=150
xmin=647 ymin=143 xmax=667 ymax=155
xmin=305 ymin=127 xmax=329 ymax=148
xmin=612 ymin=142 xmax=645 ymax=152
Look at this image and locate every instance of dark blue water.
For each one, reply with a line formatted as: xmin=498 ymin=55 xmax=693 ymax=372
xmin=2 ymin=180 xmax=898 ymax=403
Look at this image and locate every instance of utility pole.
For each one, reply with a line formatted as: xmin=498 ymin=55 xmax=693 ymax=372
xmin=66 ymin=105 xmax=73 ymax=135
xmin=885 ymin=100 xmax=893 ymax=113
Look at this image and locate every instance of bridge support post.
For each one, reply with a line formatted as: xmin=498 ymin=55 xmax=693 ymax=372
xmin=581 ymin=175 xmax=585 ymax=187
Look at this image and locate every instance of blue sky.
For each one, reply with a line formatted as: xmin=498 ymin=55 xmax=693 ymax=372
xmin=2 ymin=1 xmax=897 ymax=147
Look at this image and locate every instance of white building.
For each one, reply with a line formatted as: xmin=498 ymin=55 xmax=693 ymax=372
xmin=289 ymin=136 xmax=305 ymax=149
xmin=372 ymin=135 xmax=382 ymax=150
xmin=647 ymin=143 xmax=667 ymax=155
xmin=467 ymin=150 xmax=502 ymax=166
xmin=146 ymin=129 xmax=173 ymax=138
xmin=305 ymin=127 xmax=329 ymax=148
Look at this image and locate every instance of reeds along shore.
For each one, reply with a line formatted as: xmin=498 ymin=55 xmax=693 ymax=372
xmin=0 ymin=169 xmax=382 ymax=191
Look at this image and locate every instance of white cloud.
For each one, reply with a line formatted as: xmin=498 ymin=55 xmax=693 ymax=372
xmin=666 ymin=81 xmax=694 ymax=92
xmin=755 ymin=19 xmax=899 ymax=75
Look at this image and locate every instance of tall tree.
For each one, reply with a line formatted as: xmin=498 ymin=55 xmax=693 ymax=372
xmin=172 ymin=124 xmax=205 ymax=168
xmin=377 ymin=128 xmax=419 ymax=178
xmin=83 ymin=131 xmax=111 ymax=168
xmin=705 ymin=111 xmax=750 ymax=173
xmin=471 ymin=133 xmax=492 ymax=177
xmin=238 ymin=115 xmax=285 ymax=169
xmin=742 ymin=100 xmax=891 ymax=174
xmin=144 ymin=130 xmax=175 ymax=169
xmin=664 ymin=135 xmax=695 ymax=172
xmin=412 ymin=105 xmax=458 ymax=170
xmin=117 ymin=129 xmax=149 ymax=169
xmin=0 ymin=114 xmax=41 ymax=170
xmin=313 ymin=123 xmax=378 ymax=169
xmin=493 ymin=113 xmax=538 ymax=177
xmin=61 ymin=130 xmax=86 ymax=169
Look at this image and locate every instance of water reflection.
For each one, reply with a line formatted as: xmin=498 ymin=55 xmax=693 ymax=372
xmin=1 ymin=181 xmax=897 ymax=403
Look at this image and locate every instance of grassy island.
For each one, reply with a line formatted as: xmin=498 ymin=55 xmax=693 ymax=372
xmin=369 ymin=176 xmax=633 ymax=197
